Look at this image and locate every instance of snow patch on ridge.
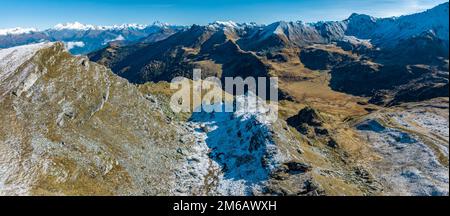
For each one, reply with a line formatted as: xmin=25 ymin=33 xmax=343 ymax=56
xmin=0 ymin=42 xmax=52 ymax=83
xmin=0 ymin=42 xmax=55 ymax=100
xmin=174 ymin=94 xmax=282 ymax=195
xmin=356 ymin=111 xmax=449 ymax=196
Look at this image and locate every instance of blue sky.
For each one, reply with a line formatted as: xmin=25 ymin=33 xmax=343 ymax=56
xmin=0 ymin=0 xmax=448 ymax=29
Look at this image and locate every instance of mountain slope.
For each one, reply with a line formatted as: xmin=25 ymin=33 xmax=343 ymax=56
xmin=0 ymin=42 xmax=197 ymax=195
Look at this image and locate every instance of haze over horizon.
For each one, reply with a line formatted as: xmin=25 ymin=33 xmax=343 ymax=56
xmin=1 ymin=0 xmax=448 ymax=29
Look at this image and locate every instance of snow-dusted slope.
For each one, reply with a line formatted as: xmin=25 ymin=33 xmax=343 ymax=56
xmin=356 ymin=104 xmax=449 ymax=196
xmin=0 ymin=43 xmax=51 ymax=76
xmin=174 ymin=94 xmax=283 ymax=195
xmin=0 ymin=42 xmax=54 ymax=99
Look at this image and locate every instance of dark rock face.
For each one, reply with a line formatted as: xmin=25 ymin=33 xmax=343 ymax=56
xmin=87 ymin=42 xmax=149 ymax=69
xmin=287 ymin=107 xmax=323 ymax=128
xmin=286 ymin=107 xmax=330 ymax=138
xmin=335 ymin=38 xmax=372 ymax=54
xmin=378 ymin=31 xmax=449 ymax=65
xmin=298 ymin=180 xmax=326 ymax=196
xmin=331 ymin=62 xmax=449 ymax=105
xmin=266 ymin=52 xmax=289 ymax=63
xmin=283 ymin=161 xmax=312 ymax=173
xmin=286 ymin=107 xmax=342 ymax=150
xmin=387 ymin=83 xmax=449 ymax=106
xmin=327 ymin=139 xmax=339 ymax=148
xmin=344 ymin=13 xmax=378 ymax=39
xmin=300 ymin=47 xmax=354 ymax=70
xmin=331 ymin=63 xmax=407 ymax=96
xmin=369 ymin=76 xmax=449 ymax=106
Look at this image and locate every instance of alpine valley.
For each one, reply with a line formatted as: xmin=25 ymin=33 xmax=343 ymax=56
xmin=0 ymin=2 xmax=448 ymax=196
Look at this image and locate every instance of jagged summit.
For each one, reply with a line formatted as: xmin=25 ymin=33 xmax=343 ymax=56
xmin=347 ymin=13 xmax=377 ymax=21
xmin=151 ymin=21 xmax=170 ymax=27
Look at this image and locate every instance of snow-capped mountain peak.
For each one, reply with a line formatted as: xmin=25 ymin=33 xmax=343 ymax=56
xmin=53 ymin=22 xmax=94 ymax=30
xmin=53 ymin=22 xmax=149 ymax=31
xmin=0 ymin=27 xmax=39 ymax=36
xmin=345 ymin=2 xmax=449 ymax=46
xmin=108 ymin=23 xmax=148 ymax=30
xmin=210 ymin=20 xmax=239 ymax=28
xmin=207 ymin=21 xmax=262 ymax=31
xmin=152 ymin=21 xmax=170 ymax=27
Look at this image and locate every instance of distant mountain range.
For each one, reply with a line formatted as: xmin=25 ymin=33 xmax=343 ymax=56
xmin=1 ymin=3 xmax=448 ymax=55
xmin=0 ymin=21 xmax=186 ymax=54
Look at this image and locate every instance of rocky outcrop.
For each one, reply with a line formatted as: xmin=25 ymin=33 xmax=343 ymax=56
xmin=286 ymin=107 xmax=328 ymax=137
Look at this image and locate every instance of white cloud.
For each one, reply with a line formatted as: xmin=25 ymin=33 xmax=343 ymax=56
xmin=66 ymin=41 xmax=85 ymax=50
xmin=102 ymin=35 xmax=125 ymax=45
xmin=114 ymin=35 xmax=125 ymax=41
